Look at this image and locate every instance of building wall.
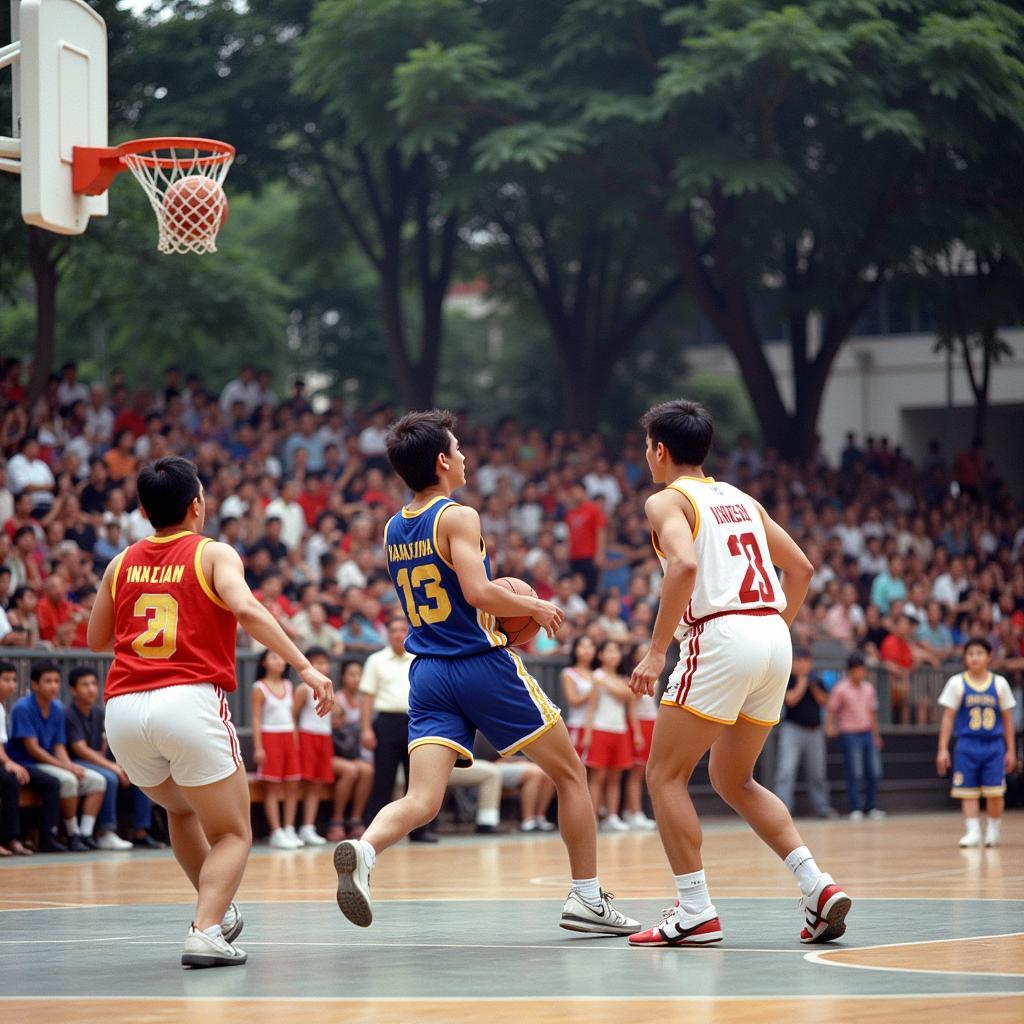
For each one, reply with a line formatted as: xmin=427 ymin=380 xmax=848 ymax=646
xmin=687 ymin=328 xmax=1024 ymax=494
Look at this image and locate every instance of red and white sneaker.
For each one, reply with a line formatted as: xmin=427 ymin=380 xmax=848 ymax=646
xmin=628 ymin=903 xmax=723 ymax=947
xmin=798 ymin=873 xmax=851 ymax=944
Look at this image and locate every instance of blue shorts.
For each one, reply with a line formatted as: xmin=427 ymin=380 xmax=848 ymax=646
xmin=951 ymin=738 xmax=1006 ymax=798
xmin=407 ymin=647 xmax=562 ymax=766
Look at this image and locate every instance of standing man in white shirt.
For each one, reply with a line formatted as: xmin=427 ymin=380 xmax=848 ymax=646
xmin=359 ymin=619 xmax=436 ymax=843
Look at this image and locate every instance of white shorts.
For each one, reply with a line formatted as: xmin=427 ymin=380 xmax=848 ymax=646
xmin=662 ymin=611 xmax=792 ymax=726
xmin=105 ymin=683 xmax=243 ymax=789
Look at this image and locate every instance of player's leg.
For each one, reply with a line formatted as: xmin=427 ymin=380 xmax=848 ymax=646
xmin=334 ymin=743 xmax=457 ymax=928
xmin=709 ymin=717 xmax=851 ymax=944
xmin=982 ymin=744 xmax=1006 ymax=846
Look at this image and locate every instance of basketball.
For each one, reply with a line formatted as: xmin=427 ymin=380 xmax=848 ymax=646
xmin=493 ymin=576 xmax=540 ymax=646
xmin=162 ymin=174 xmax=229 ymax=242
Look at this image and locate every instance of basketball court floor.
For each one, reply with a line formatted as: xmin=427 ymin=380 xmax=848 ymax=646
xmin=1 ymin=811 xmax=1021 ymax=1023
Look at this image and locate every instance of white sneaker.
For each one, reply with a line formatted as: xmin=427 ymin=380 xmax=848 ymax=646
xmin=534 ymin=818 xmax=556 ymax=832
xmin=601 ymin=814 xmax=630 ymax=833
xmin=221 ymin=902 xmax=243 ymax=944
xmin=560 ymin=890 xmax=640 ymax=935
xmin=95 ymin=831 xmax=134 ymax=850
xmin=284 ymin=825 xmax=305 ymax=847
xmin=181 ymin=926 xmax=247 ymax=968
xmin=624 ymin=811 xmax=657 ymax=831
xmin=519 ymin=819 xmax=538 ymax=832
xmin=959 ymin=828 xmax=982 ymax=848
xmin=298 ymin=825 xmax=327 ymax=846
xmin=848 ymin=810 xmax=864 ymax=822
xmin=867 ymin=809 xmax=886 ymax=821
xmin=269 ymin=828 xmax=300 ymax=850
xmin=984 ymin=822 xmax=1001 ymax=848
xmin=334 ymin=840 xmax=373 ymax=927
xmin=798 ymin=873 xmax=852 ymax=944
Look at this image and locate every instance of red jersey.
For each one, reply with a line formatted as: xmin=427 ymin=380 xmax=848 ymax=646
xmin=104 ymin=531 xmax=238 ymax=698
xmin=565 ymin=500 xmax=606 ymax=560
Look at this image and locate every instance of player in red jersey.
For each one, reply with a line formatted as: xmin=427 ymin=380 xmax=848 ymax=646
xmin=87 ymin=457 xmax=333 ymax=968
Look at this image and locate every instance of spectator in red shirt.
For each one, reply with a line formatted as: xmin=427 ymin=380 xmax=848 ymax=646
xmin=953 ymin=438 xmax=986 ymax=499
xmin=37 ymin=575 xmax=86 ymax=648
xmin=298 ymin=473 xmax=328 ymax=527
xmin=564 ymin=482 xmax=606 ymax=597
xmin=112 ymin=389 xmax=150 ymax=439
xmin=879 ymin=613 xmax=930 ymax=725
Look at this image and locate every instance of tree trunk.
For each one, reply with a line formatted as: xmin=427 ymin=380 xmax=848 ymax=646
xmin=379 ymin=269 xmax=417 ymax=408
xmin=27 ymin=227 xmax=61 ymax=403
xmin=555 ymin=335 xmax=610 ymax=429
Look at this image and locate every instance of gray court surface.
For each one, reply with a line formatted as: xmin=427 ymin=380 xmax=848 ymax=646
xmin=1 ymin=896 xmax=1021 ymax=1000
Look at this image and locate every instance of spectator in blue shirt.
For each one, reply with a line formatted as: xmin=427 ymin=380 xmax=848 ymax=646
xmin=869 ymin=555 xmax=908 ymax=614
xmin=7 ymin=660 xmax=106 ymax=852
xmin=915 ymin=600 xmax=956 ymax=663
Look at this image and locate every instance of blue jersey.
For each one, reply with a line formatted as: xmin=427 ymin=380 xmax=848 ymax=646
xmin=384 ymin=496 xmax=507 ymax=658
xmin=953 ymin=674 xmax=1001 ymax=741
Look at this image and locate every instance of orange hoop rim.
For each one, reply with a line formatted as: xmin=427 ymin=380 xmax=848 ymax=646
xmin=116 ymin=136 xmax=236 ymax=169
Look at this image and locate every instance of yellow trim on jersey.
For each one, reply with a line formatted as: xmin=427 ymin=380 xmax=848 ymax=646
xmin=382 ymin=513 xmax=397 ymax=555
xmin=737 ymin=711 xmax=779 ymax=727
xmin=981 ymin=784 xmax=1006 ymax=797
xmin=108 ymin=550 xmax=127 ymax=601
xmin=651 ymin=531 xmax=667 ymax=559
xmin=408 ymin=736 xmax=474 ymax=766
xmin=659 ymin=700 xmax=734 ymax=724
xmin=500 ymin=716 xmax=560 ymax=757
xmin=146 ymin=530 xmax=192 ymax=544
xmin=431 ymin=501 xmax=457 ymax=569
xmin=666 ymin=482 xmax=701 ymax=540
xmin=950 ymin=786 xmax=982 ymax=798
xmin=963 ymin=672 xmax=994 ymax=693
xmin=401 ymin=494 xmax=449 ymax=519
xmin=676 ymin=475 xmax=714 ymax=483
xmin=505 ymin=648 xmax=560 ymax=726
xmin=476 ymin=609 xmax=506 ymax=647
xmin=194 ymin=537 xmax=231 ymax=611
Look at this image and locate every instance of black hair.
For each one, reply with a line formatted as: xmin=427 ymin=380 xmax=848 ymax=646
xmin=847 ymin=651 xmax=866 ymax=669
xmin=339 ymin=659 xmax=362 ymax=683
xmin=11 ymin=585 xmax=35 ymax=606
xmin=596 ymin=638 xmax=628 ymax=673
xmin=384 ymin=409 xmax=458 ymax=492
xmin=256 ymin=648 xmax=289 ymax=680
xmin=30 ymin=659 xmax=61 ymax=683
xmin=0 ymin=660 xmax=16 ymax=675
xmin=640 ymin=399 xmax=714 ymax=467
xmin=304 ymin=646 xmax=330 ymax=662
xmin=69 ymin=666 xmax=98 ymax=688
xmin=137 ymin=457 xmax=201 ymax=529
xmin=569 ymin=634 xmax=597 ymax=669
xmin=964 ymin=636 xmax=992 ymax=656
xmin=13 ymin=525 xmax=36 ymax=543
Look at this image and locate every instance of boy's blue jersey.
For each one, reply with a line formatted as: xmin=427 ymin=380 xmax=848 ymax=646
xmin=953 ymin=673 xmax=1001 ymax=740
xmin=384 ymin=496 xmax=508 ymax=658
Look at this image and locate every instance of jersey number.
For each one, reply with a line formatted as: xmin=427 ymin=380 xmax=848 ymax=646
xmin=968 ymin=706 xmax=997 ymax=731
xmin=727 ymin=532 xmax=776 ymax=604
xmin=395 ymin=566 xmax=452 ymax=628
xmin=131 ymin=594 xmax=179 ymax=660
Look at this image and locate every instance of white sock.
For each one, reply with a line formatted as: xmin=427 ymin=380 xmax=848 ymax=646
xmin=985 ymin=818 xmax=1000 ymax=833
xmin=674 ymin=869 xmax=712 ymax=918
xmin=80 ymin=814 xmax=96 ymax=838
xmin=358 ymin=839 xmax=377 ymax=871
xmin=64 ymin=817 xmax=79 ymax=836
xmin=784 ymin=846 xmax=823 ymax=897
xmin=571 ymin=876 xmax=602 ymax=905
xmin=202 ymin=923 xmax=224 ymax=940
xmin=964 ymin=817 xmax=981 ymax=834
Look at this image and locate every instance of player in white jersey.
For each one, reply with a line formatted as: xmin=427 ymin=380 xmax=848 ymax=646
xmin=627 ymin=400 xmax=851 ymax=948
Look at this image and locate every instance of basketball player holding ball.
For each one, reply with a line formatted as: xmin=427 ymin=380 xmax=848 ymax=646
xmin=332 ymin=409 xmax=639 ymax=937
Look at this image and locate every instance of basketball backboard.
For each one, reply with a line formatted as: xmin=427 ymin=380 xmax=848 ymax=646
xmin=1 ymin=0 xmax=108 ymax=234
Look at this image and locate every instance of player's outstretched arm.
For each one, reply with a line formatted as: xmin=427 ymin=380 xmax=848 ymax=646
xmin=208 ymin=542 xmax=334 ymax=716
xmin=755 ymin=502 xmax=813 ymax=628
xmin=444 ymin=505 xmax=564 ymax=637
xmin=630 ymin=489 xmax=698 ymax=696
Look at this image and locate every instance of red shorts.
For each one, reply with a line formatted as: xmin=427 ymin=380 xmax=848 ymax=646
xmin=584 ymin=729 xmax=633 ymax=771
xmin=569 ymin=725 xmax=587 ymax=758
xmin=257 ymin=731 xmax=301 ymax=783
xmin=634 ymin=718 xmax=656 ymax=765
xmin=299 ymin=731 xmax=334 ymax=784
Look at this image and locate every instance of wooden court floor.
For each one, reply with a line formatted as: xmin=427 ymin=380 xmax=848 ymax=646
xmin=1 ymin=811 xmax=1021 ymax=1024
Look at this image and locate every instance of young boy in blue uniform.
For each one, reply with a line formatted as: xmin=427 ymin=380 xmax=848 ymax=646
xmin=936 ymin=637 xmax=1017 ymax=848
xmin=333 ymin=410 xmax=638 ymax=936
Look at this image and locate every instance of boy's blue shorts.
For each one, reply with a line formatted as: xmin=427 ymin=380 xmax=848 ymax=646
xmin=407 ymin=647 xmax=561 ymax=766
xmin=952 ymin=737 xmax=1006 ymax=797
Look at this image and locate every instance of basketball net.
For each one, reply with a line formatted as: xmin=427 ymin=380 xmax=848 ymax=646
xmin=122 ymin=142 xmax=233 ymax=255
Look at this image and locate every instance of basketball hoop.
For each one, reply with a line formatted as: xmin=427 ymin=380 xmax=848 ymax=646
xmin=72 ymin=137 xmax=235 ymax=254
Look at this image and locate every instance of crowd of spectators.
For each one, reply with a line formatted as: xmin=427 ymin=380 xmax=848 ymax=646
xmin=2 ymin=356 xmax=1023 ymax=697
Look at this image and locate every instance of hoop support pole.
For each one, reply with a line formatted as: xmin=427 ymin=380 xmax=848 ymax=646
xmin=72 ymin=146 xmax=125 ymax=196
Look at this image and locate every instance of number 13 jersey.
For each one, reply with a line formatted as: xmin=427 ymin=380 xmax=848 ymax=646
xmin=385 ymin=495 xmax=507 ymax=658
xmin=104 ymin=531 xmax=238 ymax=698
xmin=653 ymin=476 xmax=786 ymax=638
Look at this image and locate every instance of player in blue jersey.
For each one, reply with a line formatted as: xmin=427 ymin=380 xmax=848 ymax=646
xmin=936 ymin=637 xmax=1016 ymax=848
xmin=333 ymin=410 xmax=639 ymax=936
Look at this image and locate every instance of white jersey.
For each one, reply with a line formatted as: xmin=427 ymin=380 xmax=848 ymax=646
xmin=562 ymin=667 xmax=593 ymax=729
xmin=654 ymin=476 xmax=786 ymax=639
xmin=590 ymin=669 xmax=628 ymax=733
xmin=297 ymin=683 xmax=332 ymax=735
xmin=254 ymin=679 xmax=295 ymax=733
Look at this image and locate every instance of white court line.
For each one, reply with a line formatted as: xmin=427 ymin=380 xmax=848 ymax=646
xmin=0 ymin=935 xmax=150 ymax=944
xmin=0 ymin=993 xmax=1022 ymax=1004
xmin=804 ymin=929 xmax=1024 ymax=978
